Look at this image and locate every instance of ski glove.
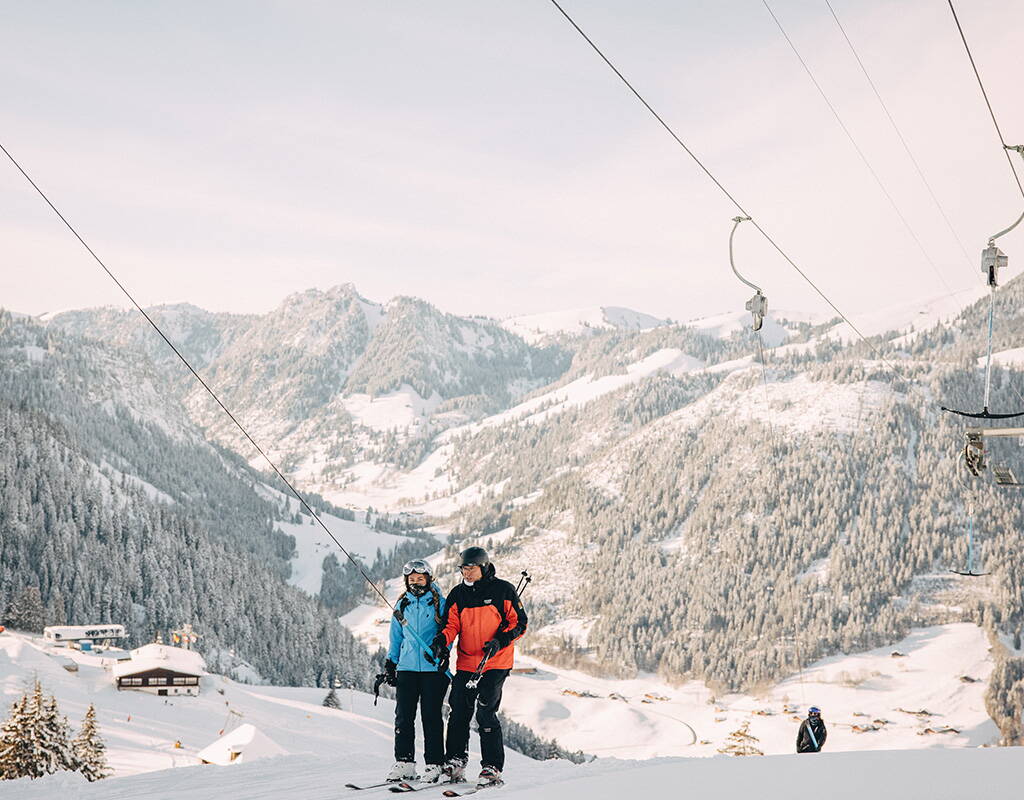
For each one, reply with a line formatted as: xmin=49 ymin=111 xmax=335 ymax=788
xmin=429 ymin=633 xmax=449 ymax=664
xmin=384 ymin=658 xmax=398 ymax=687
xmin=482 ymin=639 xmax=502 ymax=659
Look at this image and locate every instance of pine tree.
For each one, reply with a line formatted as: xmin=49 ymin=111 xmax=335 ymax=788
xmin=72 ymin=705 xmax=109 ymax=782
xmin=717 ymin=721 xmax=764 ymax=757
xmin=31 ymin=682 xmax=78 ymax=776
xmin=6 ymin=587 xmax=45 ymax=633
xmin=322 ymin=687 xmax=340 ymax=709
xmin=0 ymin=695 xmax=34 ymax=780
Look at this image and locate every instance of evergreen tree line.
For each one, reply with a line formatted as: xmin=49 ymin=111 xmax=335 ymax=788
xmin=0 ymin=403 xmax=378 ymax=689
xmin=444 ymin=361 xmax=1024 ymax=696
xmin=0 ymin=681 xmax=107 ymax=782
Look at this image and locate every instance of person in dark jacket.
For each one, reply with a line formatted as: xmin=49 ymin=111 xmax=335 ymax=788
xmin=796 ymin=706 xmax=827 ymax=753
xmin=430 ymin=546 xmax=527 ymax=788
xmin=384 ymin=559 xmax=450 ymax=784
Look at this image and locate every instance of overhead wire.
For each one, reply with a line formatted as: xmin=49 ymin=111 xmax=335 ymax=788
xmin=0 ymin=139 xmax=399 ymax=618
xmin=545 ymin=0 xmax=917 ymax=395
xmin=760 ymin=0 xmax=955 ymax=295
xmin=947 ymin=0 xmax=1024 ymax=201
xmin=823 ymin=0 xmax=976 ymax=275
xmin=944 ymin=0 xmax=1024 ymax=416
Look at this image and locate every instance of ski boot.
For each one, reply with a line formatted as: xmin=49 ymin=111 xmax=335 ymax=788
xmin=386 ymin=761 xmax=417 ymax=783
xmin=442 ymin=756 xmax=467 ymax=783
xmin=421 ymin=764 xmax=444 ymax=784
xmin=476 ymin=766 xmax=504 ymax=788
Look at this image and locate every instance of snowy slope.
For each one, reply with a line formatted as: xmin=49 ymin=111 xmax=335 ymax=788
xmin=683 ymin=310 xmax=792 ymax=347
xmin=256 ymin=485 xmax=412 ymax=597
xmin=339 ymin=610 xmax=998 ymax=761
xmin=830 ymin=285 xmax=986 ymax=344
xmin=502 ymin=307 xmax=667 ymax=343
xmin=4 ymin=625 xmax=1015 ymax=800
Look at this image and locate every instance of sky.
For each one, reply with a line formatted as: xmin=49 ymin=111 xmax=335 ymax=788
xmin=2 ymin=0 xmax=1024 ymax=324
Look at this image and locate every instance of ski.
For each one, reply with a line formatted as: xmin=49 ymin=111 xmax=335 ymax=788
xmin=345 ymin=781 xmax=401 ymax=790
xmin=441 ymin=783 xmax=503 ymax=797
xmin=389 ymin=781 xmax=473 ymax=794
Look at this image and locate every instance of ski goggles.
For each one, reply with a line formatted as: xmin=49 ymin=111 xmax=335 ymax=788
xmin=403 ymin=559 xmax=431 ymax=576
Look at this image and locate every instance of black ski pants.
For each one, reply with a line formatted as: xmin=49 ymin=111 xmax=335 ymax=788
xmin=395 ymin=670 xmax=450 ymax=765
xmin=444 ymin=668 xmax=511 ymax=771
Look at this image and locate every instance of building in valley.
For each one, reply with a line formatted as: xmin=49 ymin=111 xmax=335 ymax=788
xmin=112 ymin=641 xmax=206 ymax=696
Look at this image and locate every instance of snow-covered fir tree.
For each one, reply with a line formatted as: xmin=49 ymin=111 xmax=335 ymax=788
xmin=322 ymin=687 xmax=340 ymax=709
xmin=4 ymin=586 xmax=45 ymax=633
xmin=0 ymin=695 xmax=34 ymax=780
xmin=72 ymin=704 xmax=109 ymax=782
xmin=0 ymin=681 xmax=78 ymax=780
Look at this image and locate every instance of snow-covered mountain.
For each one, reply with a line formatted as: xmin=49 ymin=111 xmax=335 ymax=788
xmin=11 ymin=274 xmax=1024 ymax=738
xmin=502 ymin=306 xmax=669 ymax=344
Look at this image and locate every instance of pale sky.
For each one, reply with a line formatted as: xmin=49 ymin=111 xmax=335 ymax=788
xmin=2 ymin=1 xmax=1023 ymax=323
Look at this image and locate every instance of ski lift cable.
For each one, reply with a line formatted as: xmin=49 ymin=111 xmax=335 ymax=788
xmin=760 ymin=0 xmax=955 ymax=295
xmin=0 ymin=139 xmax=398 ymax=617
xmin=944 ymin=2 xmax=1024 ymax=415
xmin=545 ymin=0 xmax=919 ymax=395
xmin=946 ymin=0 xmax=1024 ymax=201
xmin=823 ymin=0 xmax=975 ymax=274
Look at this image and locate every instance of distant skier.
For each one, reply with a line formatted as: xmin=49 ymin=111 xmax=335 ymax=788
xmin=796 ymin=706 xmax=827 ymax=753
xmin=430 ymin=547 xmax=528 ymax=788
xmin=384 ymin=559 xmax=450 ymax=784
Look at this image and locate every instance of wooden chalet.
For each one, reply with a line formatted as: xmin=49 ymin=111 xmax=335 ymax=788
xmin=112 ymin=642 xmax=206 ymax=697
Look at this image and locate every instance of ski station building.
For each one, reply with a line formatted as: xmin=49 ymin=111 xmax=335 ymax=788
xmin=112 ymin=642 xmax=206 ymax=696
xmin=43 ymin=624 xmax=126 ymax=650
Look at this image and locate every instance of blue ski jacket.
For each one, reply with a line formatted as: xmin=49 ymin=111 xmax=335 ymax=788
xmin=388 ymin=586 xmax=448 ymax=672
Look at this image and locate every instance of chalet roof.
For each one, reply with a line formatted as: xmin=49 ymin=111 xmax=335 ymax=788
xmin=112 ymin=643 xmax=207 ymax=679
xmin=197 ymin=724 xmax=286 ymax=765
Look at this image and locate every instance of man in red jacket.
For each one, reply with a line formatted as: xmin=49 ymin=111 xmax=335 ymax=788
xmin=431 ymin=546 xmax=527 ymax=788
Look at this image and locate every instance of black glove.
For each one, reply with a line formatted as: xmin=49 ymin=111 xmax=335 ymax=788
xmin=482 ymin=639 xmax=501 ymax=659
xmin=429 ymin=633 xmax=449 ymax=664
xmin=384 ymin=658 xmax=398 ymax=687
xmin=436 ymin=649 xmax=450 ymax=674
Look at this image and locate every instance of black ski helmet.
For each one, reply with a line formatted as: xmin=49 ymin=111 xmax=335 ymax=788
xmin=459 ymin=546 xmax=494 ymax=579
xmin=459 ymin=546 xmax=489 ymax=567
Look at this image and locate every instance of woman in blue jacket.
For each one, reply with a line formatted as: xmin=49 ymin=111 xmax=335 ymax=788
xmin=384 ymin=559 xmax=450 ymax=784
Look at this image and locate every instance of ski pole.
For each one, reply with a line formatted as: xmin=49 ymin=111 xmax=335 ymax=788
xmin=515 ymin=570 xmax=532 ymax=599
xmin=465 ymin=654 xmax=492 ymax=690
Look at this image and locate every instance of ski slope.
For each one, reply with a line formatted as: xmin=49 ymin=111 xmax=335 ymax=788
xmin=2 ymin=627 xmax=1020 ymax=800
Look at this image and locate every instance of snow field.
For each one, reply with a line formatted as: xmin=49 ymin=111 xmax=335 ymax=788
xmin=498 ymin=623 xmax=997 ymax=759
xmin=2 ymin=624 xmax=1018 ymax=800
xmin=276 ymin=511 xmax=410 ymax=597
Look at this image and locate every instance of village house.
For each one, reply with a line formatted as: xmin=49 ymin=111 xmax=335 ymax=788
xmin=112 ymin=642 xmax=206 ymax=696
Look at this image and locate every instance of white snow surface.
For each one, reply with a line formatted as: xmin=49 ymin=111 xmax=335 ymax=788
xmin=985 ymin=347 xmax=1024 ymax=367
xmin=829 ymin=285 xmax=986 ymax=344
xmin=683 ymin=310 xmax=791 ymax=347
xmin=442 ymin=348 xmax=704 ymax=442
xmin=499 ymin=623 xmax=997 ymax=760
xmin=502 ymin=306 xmax=667 ymax=343
xmin=342 ymin=385 xmax=442 ymax=434
xmin=276 ymin=509 xmax=410 ymax=598
xmin=0 ymin=623 xmax=1012 ymax=800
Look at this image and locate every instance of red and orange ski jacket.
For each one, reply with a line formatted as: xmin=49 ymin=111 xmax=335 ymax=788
xmin=439 ymin=572 xmax=528 ymax=672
